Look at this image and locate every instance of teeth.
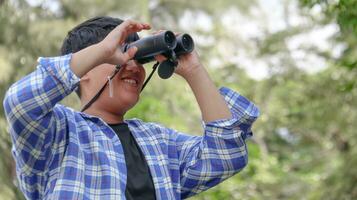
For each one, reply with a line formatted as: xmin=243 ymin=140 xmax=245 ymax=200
xmin=123 ymin=79 xmax=137 ymax=85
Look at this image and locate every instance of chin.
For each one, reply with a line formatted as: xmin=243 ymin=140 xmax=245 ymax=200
xmin=110 ymin=94 xmax=139 ymax=112
xmin=104 ymin=84 xmax=141 ymax=113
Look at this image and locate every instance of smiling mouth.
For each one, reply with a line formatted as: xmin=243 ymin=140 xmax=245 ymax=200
xmin=122 ymin=78 xmax=138 ymax=86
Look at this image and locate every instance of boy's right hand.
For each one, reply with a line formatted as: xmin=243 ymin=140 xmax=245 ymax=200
xmin=99 ymin=20 xmax=151 ymax=65
xmin=70 ymin=20 xmax=150 ymax=78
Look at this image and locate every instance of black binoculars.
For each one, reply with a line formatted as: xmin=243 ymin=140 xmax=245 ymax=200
xmin=123 ymin=31 xmax=194 ymax=79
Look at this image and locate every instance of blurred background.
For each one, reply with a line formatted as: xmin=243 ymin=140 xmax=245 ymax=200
xmin=0 ymin=0 xmax=356 ymax=199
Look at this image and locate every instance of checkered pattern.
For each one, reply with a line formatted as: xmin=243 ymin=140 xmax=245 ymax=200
xmin=3 ymin=54 xmax=259 ymax=200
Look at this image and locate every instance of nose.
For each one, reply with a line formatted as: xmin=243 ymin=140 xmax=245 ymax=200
xmin=124 ymin=61 xmax=142 ymax=73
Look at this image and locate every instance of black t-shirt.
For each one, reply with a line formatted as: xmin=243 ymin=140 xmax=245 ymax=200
xmin=109 ymin=122 xmax=156 ymax=200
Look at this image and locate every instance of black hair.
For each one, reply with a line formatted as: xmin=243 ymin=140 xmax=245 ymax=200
xmin=60 ymin=16 xmax=139 ymax=97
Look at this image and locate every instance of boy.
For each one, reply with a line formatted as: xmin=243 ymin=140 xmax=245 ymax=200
xmin=3 ymin=16 xmax=259 ymax=199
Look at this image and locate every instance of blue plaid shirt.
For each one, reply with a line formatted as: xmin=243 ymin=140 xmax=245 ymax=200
xmin=3 ymin=54 xmax=259 ymax=200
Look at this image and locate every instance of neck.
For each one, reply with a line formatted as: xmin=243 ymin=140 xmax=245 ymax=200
xmin=83 ymin=105 xmax=124 ymax=124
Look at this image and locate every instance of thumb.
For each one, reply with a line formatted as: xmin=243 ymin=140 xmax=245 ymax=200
xmin=121 ymin=46 xmax=138 ymax=63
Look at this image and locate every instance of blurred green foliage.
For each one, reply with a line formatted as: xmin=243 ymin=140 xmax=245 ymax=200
xmin=0 ymin=0 xmax=356 ymax=199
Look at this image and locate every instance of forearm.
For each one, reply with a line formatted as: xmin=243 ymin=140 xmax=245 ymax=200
xmin=70 ymin=20 xmax=150 ymax=78
xmin=173 ymin=85 xmax=259 ymax=197
xmin=184 ymin=66 xmax=232 ymax=123
xmin=70 ymin=43 xmax=106 ymax=78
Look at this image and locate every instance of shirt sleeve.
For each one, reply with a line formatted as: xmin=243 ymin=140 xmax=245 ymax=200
xmin=174 ymin=87 xmax=260 ymax=198
xmin=3 ymin=54 xmax=79 ymax=175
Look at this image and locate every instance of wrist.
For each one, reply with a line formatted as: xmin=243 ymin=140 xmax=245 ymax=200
xmin=182 ymin=64 xmax=206 ymax=83
xmin=95 ymin=42 xmax=111 ymax=65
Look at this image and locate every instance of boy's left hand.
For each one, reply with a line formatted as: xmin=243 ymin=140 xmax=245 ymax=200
xmin=153 ymin=31 xmax=204 ymax=80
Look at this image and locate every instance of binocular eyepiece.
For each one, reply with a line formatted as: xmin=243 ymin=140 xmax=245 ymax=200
xmin=123 ymin=31 xmax=194 ymax=79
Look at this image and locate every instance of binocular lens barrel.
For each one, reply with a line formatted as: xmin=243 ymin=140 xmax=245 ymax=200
xmin=174 ymin=34 xmax=194 ymax=56
xmin=123 ymin=31 xmax=195 ymax=79
xmin=125 ymin=31 xmax=177 ymax=64
xmin=123 ymin=31 xmax=194 ymax=65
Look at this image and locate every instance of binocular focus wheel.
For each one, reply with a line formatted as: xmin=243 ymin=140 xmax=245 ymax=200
xmin=158 ymin=60 xmax=176 ymax=79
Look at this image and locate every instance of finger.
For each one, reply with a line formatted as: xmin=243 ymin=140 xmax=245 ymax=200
xmin=121 ymin=20 xmax=151 ymax=33
xmin=154 ymin=54 xmax=167 ymax=62
xmin=174 ymin=32 xmax=182 ymax=36
xmin=151 ymin=29 xmax=166 ymax=35
xmin=118 ymin=21 xmax=140 ymax=37
xmin=114 ymin=20 xmax=151 ymax=42
xmin=121 ymin=22 xmax=151 ymax=41
xmin=142 ymin=23 xmax=151 ymax=29
xmin=121 ymin=46 xmax=138 ymax=63
xmin=125 ymin=22 xmax=150 ymax=32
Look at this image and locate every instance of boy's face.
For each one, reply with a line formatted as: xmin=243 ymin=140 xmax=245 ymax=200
xmin=81 ymin=60 xmax=146 ymax=115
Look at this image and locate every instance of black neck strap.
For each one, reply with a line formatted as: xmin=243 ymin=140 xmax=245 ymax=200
xmin=81 ymin=65 xmax=121 ymax=112
xmin=141 ymin=61 xmax=159 ymax=92
xmin=80 ymin=62 xmax=159 ymax=112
